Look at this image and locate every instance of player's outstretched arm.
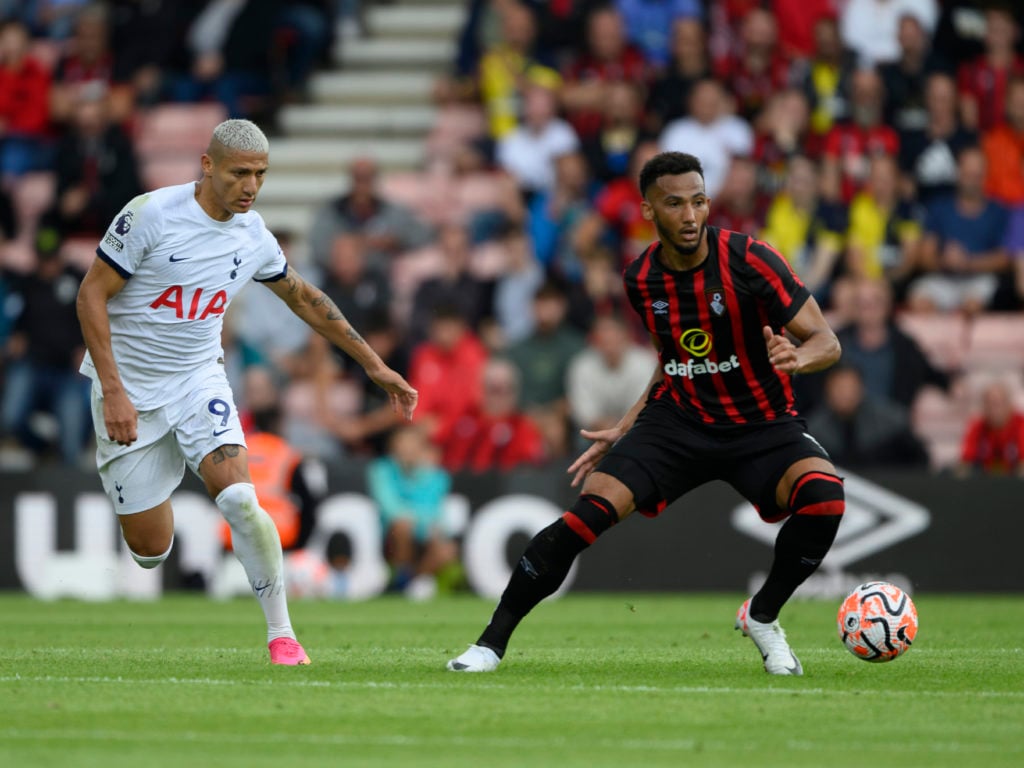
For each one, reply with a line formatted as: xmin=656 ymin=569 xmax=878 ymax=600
xmin=265 ymin=268 xmax=418 ymax=420
xmin=765 ymin=295 xmax=841 ymax=375
xmin=76 ymin=257 xmax=138 ymax=445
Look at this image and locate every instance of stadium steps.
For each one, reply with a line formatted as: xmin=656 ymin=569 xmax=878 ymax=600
xmin=258 ymin=1 xmax=464 ymax=236
xmin=363 ymin=5 xmax=465 ymax=39
xmin=331 ymin=38 xmax=456 ymax=70
xmin=269 ymin=137 xmax=426 ymax=169
xmin=308 ymin=71 xmax=437 ymax=105
xmin=278 ymin=104 xmax=438 ymax=136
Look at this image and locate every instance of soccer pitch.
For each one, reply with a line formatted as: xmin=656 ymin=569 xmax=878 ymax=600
xmin=1 ymin=594 xmax=1021 ymax=768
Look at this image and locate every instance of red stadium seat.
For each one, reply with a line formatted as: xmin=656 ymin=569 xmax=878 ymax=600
xmin=133 ymin=103 xmax=229 ymax=159
xmin=963 ymin=313 xmax=1024 ymax=373
xmin=895 ymin=311 xmax=968 ymax=372
xmin=425 ymin=104 xmax=487 ymax=159
xmin=140 ymin=156 xmax=202 ymax=190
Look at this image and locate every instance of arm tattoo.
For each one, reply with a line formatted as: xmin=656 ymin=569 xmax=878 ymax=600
xmin=346 ymin=326 xmax=367 ymax=345
xmin=310 ymin=291 xmax=343 ymax=321
xmin=210 ymin=444 xmax=241 ymax=465
xmin=282 ymin=274 xmax=300 ymax=295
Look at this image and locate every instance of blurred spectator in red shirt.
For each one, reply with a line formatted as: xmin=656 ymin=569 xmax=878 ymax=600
xmin=821 ymin=68 xmax=900 ymax=204
xmin=708 ymin=0 xmax=761 ymax=75
xmin=711 ymin=156 xmax=767 ymax=235
xmin=560 ymin=5 xmax=649 ymax=140
xmin=49 ymin=4 xmax=132 ymax=126
xmin=0 ymin=18 xmax=53 ymax=180
xmin=437 ymin=356 xmax=545 ymax=473
xmin=576 ymin=139 xmax=659 ymax=268
xmin=410 ymin=304 xmax=488 ymax=443
xmin=957 ymin=379 xmax=1024 ymax=477
xmin=714 ymin=7 xmax=791 ymax=122
xmin=957 ymin=6 xmax=1024 ymax=133
xmin=982 ymin=75 xmax=1024 ymax=207
xmin=771 ymin=0 xmax=839 ymax=60
xmin=645 ymin=17 xmax=710 ymax=134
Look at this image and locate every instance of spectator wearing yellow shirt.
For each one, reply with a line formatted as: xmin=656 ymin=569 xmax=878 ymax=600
xmin=845 ymin=154 xmax=923 ymax=297
xmin=478 ymin=0 xmax=561 ymax=139
xmin=761 ymin=155 xmax=846 ymax=298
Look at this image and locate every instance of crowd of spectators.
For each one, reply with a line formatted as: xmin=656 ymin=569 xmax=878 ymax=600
xmin=410 ymin=0 xmax=1024 ymax=477
xmin=0 ymin=1 xmax=338 ymax=465
xmin=4 ymin=0 xmax=1024 ymax=479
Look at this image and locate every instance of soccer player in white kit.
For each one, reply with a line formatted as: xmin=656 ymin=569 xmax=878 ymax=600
xmin=76 ymin=119 xmax=418 ymax=665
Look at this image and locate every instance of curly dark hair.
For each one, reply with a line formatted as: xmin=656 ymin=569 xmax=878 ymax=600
xmin=638 ymin=152 xmax=705 ymax=198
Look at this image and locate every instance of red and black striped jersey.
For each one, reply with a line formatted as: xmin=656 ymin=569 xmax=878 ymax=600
xmin=624 ymin=226 xmax=810 ymax=427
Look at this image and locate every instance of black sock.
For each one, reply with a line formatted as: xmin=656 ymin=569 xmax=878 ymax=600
xmin=477 ymin=519 xmax=590 ymax=656
xmin=750 ymin=513 xmax=841 ymax=623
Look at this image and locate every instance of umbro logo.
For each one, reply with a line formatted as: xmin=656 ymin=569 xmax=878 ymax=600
xmin=732 ymin=471 xmax=931 ymax=597
xmin=168 ymin=254 xmax=190 ymax=262
xmin=652 ymin=300 xmax=669 ymax=315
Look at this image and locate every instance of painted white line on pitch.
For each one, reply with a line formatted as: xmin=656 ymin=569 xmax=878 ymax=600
xmin=1 ymin=674 xmax=1022 ymax=699
xmin=0 ymin=727 xmax=1020 ymax=755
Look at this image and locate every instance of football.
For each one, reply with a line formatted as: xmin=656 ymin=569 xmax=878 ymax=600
xmin=837 ymin=581 xmax=918 ymax=662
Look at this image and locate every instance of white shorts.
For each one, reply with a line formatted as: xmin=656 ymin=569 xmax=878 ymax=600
xmin=91 ymin=365 xmax=247 ymax=515
xmin=907 ymin=273 xmax=998 ymax=312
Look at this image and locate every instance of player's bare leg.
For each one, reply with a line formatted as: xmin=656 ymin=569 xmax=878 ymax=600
xmin=200 ymin=444 xmax=309 ymax=666
xmin=119 ymin=499 xmax=175 ymax=568
xmin=448 ymin=472 xmax=635 ymax=671
xmin=736 ymin=456 xmax=844 ymax=675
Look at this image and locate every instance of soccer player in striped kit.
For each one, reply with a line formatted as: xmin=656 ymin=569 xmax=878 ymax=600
xmin=449 ymin=152 xmax=843 ymax=675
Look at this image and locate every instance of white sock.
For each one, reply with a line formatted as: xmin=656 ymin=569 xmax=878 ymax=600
xmin=215 ymin=482 xmax=295 ymax=643
xmin=129 ymin=535 xmax=174 ymax=569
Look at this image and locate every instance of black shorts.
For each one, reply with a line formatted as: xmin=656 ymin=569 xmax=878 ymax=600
xmin=596 ymin=396 xmax=832 ymax=522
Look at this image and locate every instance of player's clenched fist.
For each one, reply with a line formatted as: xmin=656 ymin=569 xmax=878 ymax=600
xmin=763 ymin=325 xmax=800 ymax=374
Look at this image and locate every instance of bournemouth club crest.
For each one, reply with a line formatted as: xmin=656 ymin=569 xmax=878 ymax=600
xmin=705 ymin=287 xmax=726 ymax=317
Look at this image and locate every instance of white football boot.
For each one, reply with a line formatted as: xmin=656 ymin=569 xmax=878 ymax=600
xmin=735 ymin=598 xmax=803 ymax=676
xmin=446 ymin=644 xmax=501 ymax=672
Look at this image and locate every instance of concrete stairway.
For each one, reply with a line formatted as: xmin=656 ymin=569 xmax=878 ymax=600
xmin=258 ymin=1 xmax=465 ymax=234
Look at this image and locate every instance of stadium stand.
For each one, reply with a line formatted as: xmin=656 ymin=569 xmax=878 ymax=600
xmin=4 ymin=0 xmax=1024 ymax=475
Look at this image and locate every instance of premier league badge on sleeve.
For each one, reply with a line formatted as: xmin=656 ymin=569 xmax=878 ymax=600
xmin=115 ymin=210 xmax=133 ymax=236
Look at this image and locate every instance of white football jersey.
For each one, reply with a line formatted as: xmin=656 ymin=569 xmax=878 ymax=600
xmin=81 ymin=182 xmax=288 ymax=410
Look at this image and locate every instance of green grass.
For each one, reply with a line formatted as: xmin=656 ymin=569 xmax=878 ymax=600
xmin=1 ymin=594 xmax=1022 ymax=768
